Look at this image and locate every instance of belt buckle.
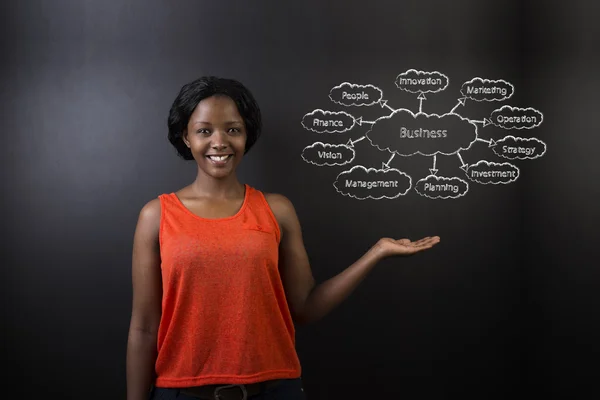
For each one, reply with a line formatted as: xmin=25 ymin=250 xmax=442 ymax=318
xmin=214 ymin=384 xmax=248 ymax=400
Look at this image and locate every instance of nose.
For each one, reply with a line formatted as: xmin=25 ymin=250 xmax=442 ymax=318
xmin=211 ymin=130 xmax=229 ymax=150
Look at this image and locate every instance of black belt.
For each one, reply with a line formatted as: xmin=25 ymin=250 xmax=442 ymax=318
xmin=179 ymin=379 xmax=283 ymax=400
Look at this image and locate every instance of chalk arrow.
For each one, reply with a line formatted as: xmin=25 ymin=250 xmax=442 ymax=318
xmin=354 ymin=116 xmax=376 ymax=126
xmin=418 ymin=92 xmax=427 ymax=113
xmin=382 ymin=152 xmax=395 ymax=170
xmin=429 ymin=154 xmax=438 ymax=175
xmin=347 ymin=136 xmax=366 ymax=147
xmin=476 ymin=138 xmax=497 ymax=147
xmin=380 ymin=100 xmax=395 ymax=112
xmin=450 ymin=97 xmax=467 ymax=114
xmin=457 ymin=152 xmax=469 ymax=173
xmin=471 ymin=118 xmax=492 ymax=127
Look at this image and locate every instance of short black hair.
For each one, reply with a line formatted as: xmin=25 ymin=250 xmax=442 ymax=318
xmin=167 ymin=76 xmax=262 ymax=160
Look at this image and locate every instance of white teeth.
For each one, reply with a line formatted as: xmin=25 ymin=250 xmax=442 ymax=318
xmin=208 ymin=155 xmax=229 ymax=161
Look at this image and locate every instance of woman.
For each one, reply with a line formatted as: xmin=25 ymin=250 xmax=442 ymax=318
xmin=126 ymin=76 xmax=440 ymax=400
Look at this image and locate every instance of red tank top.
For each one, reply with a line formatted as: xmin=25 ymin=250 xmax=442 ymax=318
xmin=154 ymin=184 xmax=302 ymax=387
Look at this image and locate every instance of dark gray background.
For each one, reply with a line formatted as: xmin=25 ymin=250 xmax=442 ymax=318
xmin=1 ymin=1 xmax=598 ymax=398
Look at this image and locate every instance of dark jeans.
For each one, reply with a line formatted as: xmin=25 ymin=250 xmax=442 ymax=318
xmin=149 ymin=378 xmax=307 ymax=400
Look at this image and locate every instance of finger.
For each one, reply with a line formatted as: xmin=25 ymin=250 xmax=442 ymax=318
xmin=411 ymin=237 xmax=431 ymax=245
xmin=421 ymin=237 xmax=439 ymax=247
xmin=418 ymin=236 xmax=439 ymax=245
xmin=416 ymin=239 xmax=440 ymax=250
xmin=413 ymin=236 xmax=435 ymax=247
xmin=412 ymin=237 xmax=439 ymax=249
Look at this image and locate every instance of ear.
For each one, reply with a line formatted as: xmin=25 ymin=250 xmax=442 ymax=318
xmin=182 ymin=129 xmax=191 ymax=148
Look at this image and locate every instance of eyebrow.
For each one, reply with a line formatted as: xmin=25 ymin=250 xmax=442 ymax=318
xmin=192 ymin=120 xmax=243 ymax=126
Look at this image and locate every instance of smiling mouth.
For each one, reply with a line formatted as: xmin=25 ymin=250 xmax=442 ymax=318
xmin=206 ymin=154 xmax=233 ymax=162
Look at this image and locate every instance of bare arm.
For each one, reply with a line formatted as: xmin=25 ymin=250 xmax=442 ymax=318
xmin=266 ymin=193 xmax=440 ymax=325
xmin=126 ymin=199 xmax=163 ymax=400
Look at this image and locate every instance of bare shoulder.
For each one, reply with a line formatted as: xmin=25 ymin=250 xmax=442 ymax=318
xmin=263 ymin=192 xmax=298 ymax=226
xmin=135 ymin=198 xmax=162 ymax=241
xmin=138 ymin=198 xmax=161 ymax=224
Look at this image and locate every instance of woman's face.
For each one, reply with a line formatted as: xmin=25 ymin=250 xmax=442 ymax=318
xmin=183 ymin=95 xmax=247 ymax=180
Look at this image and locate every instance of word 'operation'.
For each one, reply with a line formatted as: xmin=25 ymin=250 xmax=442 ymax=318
xmin=497 ymin=115 xmax=538 ymax=124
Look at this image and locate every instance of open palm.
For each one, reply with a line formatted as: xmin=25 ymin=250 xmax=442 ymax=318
xmin=377 ymin=236 xmax=440 ymax=258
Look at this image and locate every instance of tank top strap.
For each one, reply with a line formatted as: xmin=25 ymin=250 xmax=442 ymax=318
xmin=243 ymin=185 xmax=282 ymax=244
xmin=157 ymin=192 xmax=182 ymax=212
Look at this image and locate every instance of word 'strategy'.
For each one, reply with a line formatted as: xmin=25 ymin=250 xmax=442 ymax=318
xmin=300 ymin=69 xmax=546 ymax=200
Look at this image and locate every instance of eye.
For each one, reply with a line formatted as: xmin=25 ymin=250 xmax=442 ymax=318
xmin=228 ymin=127 xmax=241 ymax=133
xmin=197 ymin=128 xmax=210 ymax=135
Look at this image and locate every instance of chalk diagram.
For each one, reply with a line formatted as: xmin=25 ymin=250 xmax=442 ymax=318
xmin=300 ymin=69 xmax=546 ymax=200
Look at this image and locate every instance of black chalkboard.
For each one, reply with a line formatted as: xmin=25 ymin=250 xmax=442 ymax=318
xmin=1 ymin=1 xmax=598 ymax=399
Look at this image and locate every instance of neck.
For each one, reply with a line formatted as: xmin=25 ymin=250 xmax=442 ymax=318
xmin=190 ymin=171 xmax=245 ymax=199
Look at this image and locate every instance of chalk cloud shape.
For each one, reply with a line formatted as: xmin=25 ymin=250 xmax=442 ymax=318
xmin=301 ymin=109 xmax=356 ymax=133
xmin=466 ymin=160 xmax=520 ymax=184
xmin=302 ymin=142 xmax=355 ymax=166
xmin=333 ymin=165 xmax=412 ymax=200
xmin=460 ymin=77 xmax=514 ymax=101
xmin=366 ymin=109 xmax=477 ymax=156
xmin=490 ymin=105 xmax=543 ymax=129
xmin=329 ymin=82 xmax=383 ymax=107
xmin=395 ymin=69 xmax=449 ymax=94
xmin=415 ymin=175 xmax=469 ymax=199
xmin=493 ymin=135 xmax=546 ymax=160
